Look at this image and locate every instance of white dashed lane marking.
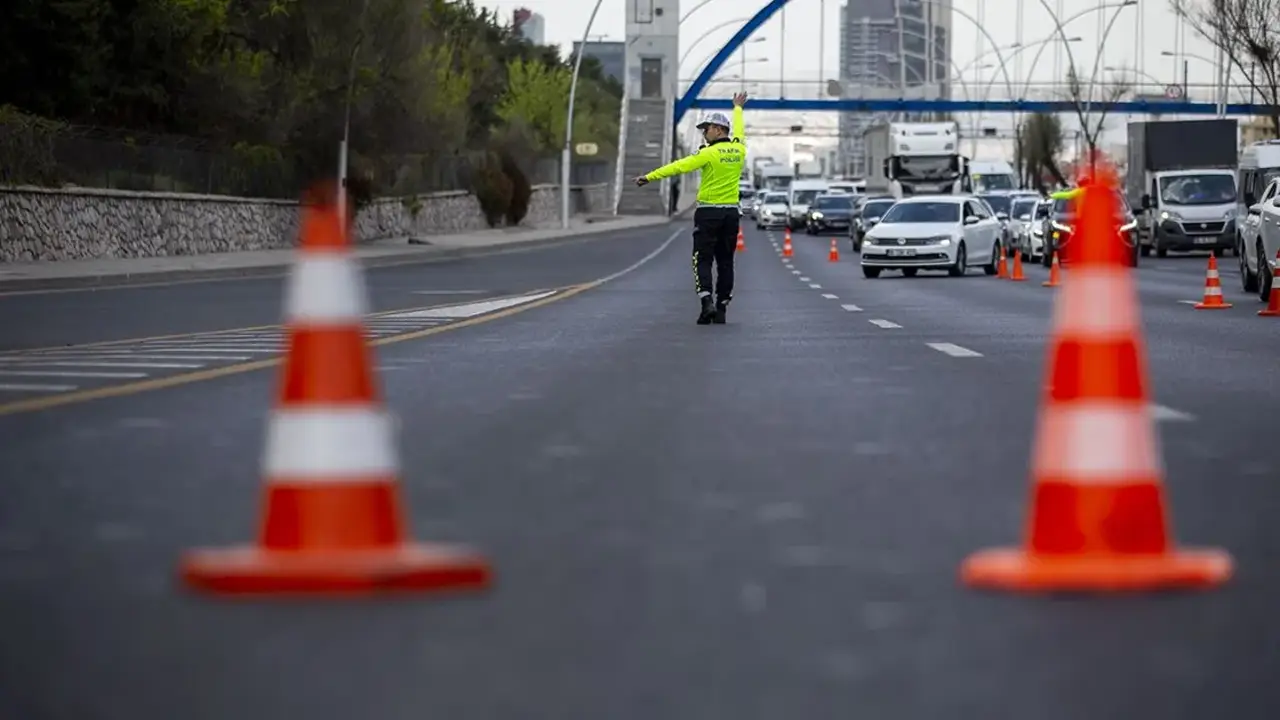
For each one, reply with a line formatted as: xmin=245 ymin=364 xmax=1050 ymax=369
xmin=926 ymin=342 xmax=983 ymax=357
xmin=0 ymin=291 xmax=560 ymax=398
xmin=841 ymin=304 xmax=863 ymax=312
xmin=799 ymin=276 xmax=811 ymax=282
xmin=868 ymin=319 xmax=902 ymax=329
xmin=808 ymin=283 xmax=822 ymax=289
xmin=821 ymin=293 xmax=839 ymax=299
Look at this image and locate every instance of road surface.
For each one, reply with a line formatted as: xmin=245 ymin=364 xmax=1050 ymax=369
xmin=1 ymin=222 xmax=1277 ymax=719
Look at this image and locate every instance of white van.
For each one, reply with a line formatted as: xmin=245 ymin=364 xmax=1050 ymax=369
xmin=969 ymin=161 xmax=1018 ymax=193
xmin=788 ymin=179 xmax=830 ymax=230
xmin=1237 ymin=139 xmax=1280 ymax=294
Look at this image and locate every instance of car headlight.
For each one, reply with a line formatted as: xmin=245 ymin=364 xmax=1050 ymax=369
xmin=926 ymin=235 xmax=952 ymax=246
xmin=864 ymin=236 xmax=879 ymax=245
xmin=1119 ymin=220 xmax=1137 ymax=232
xmin=1032 ymin=226 xmax=1043 ymax=236
xmin=1051 ymin=221 xmax=1072 ymax=233
xmin=811 ymin=212 xmax=824 ymax=219
xmin=1160 ymin=210 xmax=1182 ymax=221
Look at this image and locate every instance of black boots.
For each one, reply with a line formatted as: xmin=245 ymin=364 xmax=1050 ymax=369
xmin=697 ymin=295 xmax=716 ymax=325
xmin=713 ymin=298 xmax=729 ymax=324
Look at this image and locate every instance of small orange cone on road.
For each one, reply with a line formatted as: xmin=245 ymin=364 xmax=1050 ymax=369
xmin=1042 ymin=251 xmax=1062 ymax=287
xmin=782 ymin=233 xmax=793 ymax=258
xmin=1009 ymin=247 xmax=1026 ymax=281
xmin=828 ymin=237 xmax=840 ymax=262
xmin=1192 ymin=254 xmax=1232 ymax=309
xmin=960 ymin=160 xmax=1233 ymax=593
xmin=1259 ymin=250 xmax=1280 ymax=317
xmin=997 ymin=245 xmax=1009 ymax=278
xmin=180 ymin=183 xmax=492 ymax=597
xmin=736 ymin=227 xmax=745 ymax=252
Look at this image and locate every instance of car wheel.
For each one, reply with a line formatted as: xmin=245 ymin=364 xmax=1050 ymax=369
xmin=901 ymin=268 xmax=919 ymax=278
xmin=862 ymin=266 xmax=882 ymax=279
xmin=1241 ymin=234 xmax=1260 ymax=293
xmin=1140 ymin=244 xmax=1151 ymax=257
xmin=1258 ymin=240 xmax=1273 ymax=303
xmin=949 ymin=242 xmax=968 ymax=277
xmin=982 ymin=242 xmax=1000 ymax=276
xmin=1156 ymin=246 xmax=1168 ymax=258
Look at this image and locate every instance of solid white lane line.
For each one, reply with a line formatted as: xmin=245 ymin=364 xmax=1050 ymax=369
xmin=0 ymin=383 xmax=77 ymax=392
xmin=926 ymin=342 xmax=983 ymax=357
xmin=0 ymin=361 xmax=204 ymax=369
xmin=116 ymin=347 xmax=282 ymax=353
xmin=821 ymin=293 xmax=839 ymax=299
xmin=0 ymin=370 xmax=147 ymax=378
xmin=868 ymin=319 xmax=902 ymax=329
xmin=840 ymin=304 xmax=863 ymax=312
xmin=0 ymin=353 xmax=253 ymax=362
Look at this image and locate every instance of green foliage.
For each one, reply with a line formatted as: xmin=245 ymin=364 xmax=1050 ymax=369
xmin=0 ymin=0 xmax=621 ymax=199
xmin=470 ymin=153 xmax=514 ymax=228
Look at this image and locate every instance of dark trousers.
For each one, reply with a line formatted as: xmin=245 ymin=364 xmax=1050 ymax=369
xmin=691 ymin=206 xmax=738 ymax=302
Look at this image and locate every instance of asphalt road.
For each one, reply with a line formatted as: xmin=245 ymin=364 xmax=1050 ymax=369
xmin=1 ymin=221 xmax=1278 ymax=719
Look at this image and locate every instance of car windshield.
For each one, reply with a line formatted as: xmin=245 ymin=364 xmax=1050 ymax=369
xmin=1012 ymin=199 xmax=1039 ymax=218
xmin=792 ymin=189 xmax=822 ymax=205
xmin=1035 ymin=201 xmax=1051 ymax=218
xmin=861 ymin=200 xmax=896 ymax=218
xmin=1158 ymin=174 xmax=1236 ymax=205
xmin=979 ymin=195 xmax=1013 ymax=215
xmin=764 ymin=193 xmax=788 ymax=204
xmin=1053 ymin=192 xmax=1131 ymax=218
xmin=880 ymin=201 xmax=960 ymax=224
xmin=813 ymin=195 xmax=851 ymax=209
xmin=973 ymin=173 xmax=1016 ymax=190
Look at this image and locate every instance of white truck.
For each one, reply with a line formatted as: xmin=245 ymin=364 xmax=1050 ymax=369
xmin=758 ymin=163 xmax=795 ymax=193
xmin=794 ymin=160 xmax=824 ymax=179
xmin=863 ymin=121 xmax=970 ymax=199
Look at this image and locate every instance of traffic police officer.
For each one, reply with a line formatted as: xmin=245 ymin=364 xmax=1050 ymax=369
xmin=636 ymin=92 xmax=748 ymax=325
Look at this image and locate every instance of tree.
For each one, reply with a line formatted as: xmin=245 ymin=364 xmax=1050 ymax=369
xmin=1021 ymin=112 xmax=1068 ymax=190
xmin=1172 ymin=0 xmax=1280 ymax=136
xmin=1061 ymin=65 xmax=1132 ymax=164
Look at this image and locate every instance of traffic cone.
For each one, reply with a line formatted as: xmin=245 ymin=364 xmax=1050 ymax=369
xmin=1259 ymin=250 xmax=1280 ymax=317
xmin=782 ymin=231 xmax=793 ymax=258
xmin=1192 ymin=254 xmax=1232 ymax=309
xmin=828 ymin=237 xmax=840 ymax=262
xmin=180 ymin=184 xmax=492 ymax=596
xmin=1009 ymin=247 xmax=1026 ymax=281
xmin=1042 ymin=251 xmax=1062 ymax=287
xmin=736 ymin=227 xmax=745 ymax=252
xmin=961 ymin=161 xmax=1232 ymax=593
xmin=997 ymin=245 xmax=1009 ymax=278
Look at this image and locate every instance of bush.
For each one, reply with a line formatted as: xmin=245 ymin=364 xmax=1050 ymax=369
xmin=499 ymin=149 xmax=531 ymax=225
xmin=470 ymin=153 xmax=513 ymax=227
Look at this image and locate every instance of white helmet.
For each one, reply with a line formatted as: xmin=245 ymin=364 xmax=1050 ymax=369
xmin=695 ymin=111 xmax=731 ymax=131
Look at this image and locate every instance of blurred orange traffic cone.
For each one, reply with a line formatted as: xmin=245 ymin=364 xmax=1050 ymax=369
xmin=961 ymin=161 xmax=1232 ymax=593
xmin=736 ymin=227 xmax=745 ymax=252
xmin=1009 ymin=247 xmax=1026 ymax=281
xmin=997 ymin=245 xmax=1009 ymax=278
xmin=1192 ymin=254 xmax=1232 ymax=309
xmin=180 ymin=184 xmax=492 ymax=596
xmin=1042 ymin=251 xmax=1062 ymax=287
xmin=1260 ymin=250 xmax=1280 ymax=317
xmin=782 ymin=233 xmax=793 ymax=257
xmin=828 ymin=237 xmax=840 ymax=262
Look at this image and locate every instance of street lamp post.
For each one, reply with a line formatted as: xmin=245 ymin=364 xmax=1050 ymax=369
xmin=561 ymin=0 xmax=605 ymax=230
xmin=337 ymin=0 xmax=372 ymax=228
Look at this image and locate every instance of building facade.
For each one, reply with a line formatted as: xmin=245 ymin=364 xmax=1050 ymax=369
xmin=573 ymin=41 xmax=627 ymax=85
xmin=837 ymin=0 xmax=951 ymax=176
xmin=512 ymin=8 xmax=546 ymax=45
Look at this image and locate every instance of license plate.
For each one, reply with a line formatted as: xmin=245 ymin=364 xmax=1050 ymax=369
xmin=887 ymin=248 xmax=916 ymax=257
xmin=1193 ymin=237 xmax=1217 ymax=244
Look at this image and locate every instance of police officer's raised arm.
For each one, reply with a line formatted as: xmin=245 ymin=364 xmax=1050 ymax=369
xmin=731 ymin=92 xmax=747 ymax=144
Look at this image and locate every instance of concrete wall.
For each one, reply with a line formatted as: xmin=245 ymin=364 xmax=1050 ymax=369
xmin=0 ymin=183 xmax=612 ymax=263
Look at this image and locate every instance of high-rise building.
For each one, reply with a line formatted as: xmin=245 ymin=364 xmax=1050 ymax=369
xmin=512 ymin=8 xmax=546 ymax=45
xmin=837 ymin=0 xmax=951 ymax=176
xmin=573 ymin=41 xmax=626 ymax=85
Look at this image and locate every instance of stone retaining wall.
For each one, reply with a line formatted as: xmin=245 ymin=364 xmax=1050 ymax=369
xmin=0 ymin=182 xmax=613 ymax=263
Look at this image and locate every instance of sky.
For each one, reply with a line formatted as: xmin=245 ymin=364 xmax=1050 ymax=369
xmin=479 ymin=0 xmax=1236 ymax=160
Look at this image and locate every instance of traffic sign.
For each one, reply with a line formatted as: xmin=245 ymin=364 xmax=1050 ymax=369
xmin=575 ymin=142 xmax=599 ymax=156
xmin=1164 ymin=84 xmax=1185 ymax=99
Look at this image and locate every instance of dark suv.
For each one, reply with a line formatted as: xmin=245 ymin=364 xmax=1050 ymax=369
xmin=1042 ymin=191 xmax=1139 ymax=267
xmin=805 ymin=194 xmax=856 ymax=235
xmin=850 ymin=196 xmax=897 ymax=252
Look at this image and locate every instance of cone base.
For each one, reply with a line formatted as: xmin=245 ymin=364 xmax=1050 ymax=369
xmin=180 ymin=542 xmax=492 ymax=596
xmin=1010 ymin=277 xmax=1026 ymax=282
xmin=1258 ymin=308 xmax=1280 ymax=317
xmin=1042 ymin=281 xmax=1059 ymax=287
xmin=960 ymin=547 xmax=1232 ymax=593
xmin=1193 ymin=302 xmax=1232 ymax=309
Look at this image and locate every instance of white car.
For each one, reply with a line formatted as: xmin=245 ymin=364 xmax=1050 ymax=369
xmin=1015 ymin=198 xmax=1051 ymax=261
xmin=755 ymin=191 xmax=791 ymax=230
xmin=860 ymin=195 xmax=1005 ymax=278
xmin=1240 ymin=176 xmax=1280 ymax=301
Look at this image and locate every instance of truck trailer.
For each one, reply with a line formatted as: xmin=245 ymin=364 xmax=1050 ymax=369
xmin=1125 ymin=119 xmax=1239 ymax=257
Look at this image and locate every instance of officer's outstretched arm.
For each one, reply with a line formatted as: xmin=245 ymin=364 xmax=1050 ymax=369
xmin=645 ymin=148 xmax=711 ymax=181
xmin=732 ymin=105 xmax=745 ymax=145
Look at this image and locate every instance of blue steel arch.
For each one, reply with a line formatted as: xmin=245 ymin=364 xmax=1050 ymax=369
xmin=674 ymin=0 xmax=785 ymax=126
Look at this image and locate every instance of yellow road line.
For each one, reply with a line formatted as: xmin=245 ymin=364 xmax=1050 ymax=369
xmin=0 ymin=283 xmax=597 ymax=417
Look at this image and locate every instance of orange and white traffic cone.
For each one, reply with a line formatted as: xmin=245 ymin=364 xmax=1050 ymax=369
xmin=736 ymin=227 xmax=745 ymax=252
xmin=1259 ymin=250 xmax=1280 ymax=317
xmin=1009 ymin=247 xmax=1026 ymax=281
xmin=1192 ymin=254 xmax=1232 ymax=309
xmin=782 ymin=228 xmax=793 ymax=257
xmin=180 ymin=184 xmax=492 ymax=596
xmin=996 ymin=245 xmax=1009 ymax=278
xmin=960 ymin=161 xmax=1232 ymax=593
xmin=1042 ymin=250 xmax=1062 ymax=287
xmin=828 ymin=237 xmax=840 ymax=262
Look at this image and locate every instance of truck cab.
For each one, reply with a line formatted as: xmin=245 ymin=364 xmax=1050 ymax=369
xmin=865 ymin=121 xmax=971 ymax=199
xmin=787 ymin=179 xmax=831 ymax=230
